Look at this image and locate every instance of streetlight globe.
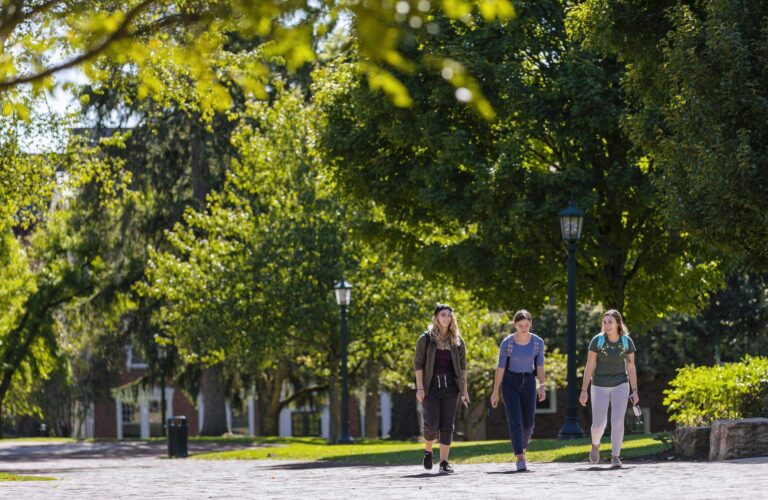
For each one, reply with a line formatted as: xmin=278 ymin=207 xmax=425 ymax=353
xmin=559 ymin=202 xmax=584 ymax=243
xmin=334 ymin=279 xmax=352 ymax=306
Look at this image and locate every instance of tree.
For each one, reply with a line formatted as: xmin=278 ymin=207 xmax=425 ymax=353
xmin=141 ymin=81 xmax=504 ymax=438
xmin=569 ymin=0 xmax=768 ymax=271
xmin=0 ymin=0 xmax=516 ymax=117
xmin=0 ymin=208 xmax=106 ymax=437
xmin=316 ymin=1 xmax=720 ymax=329
xmin=48 ymin=69 xmax=243 ymax=435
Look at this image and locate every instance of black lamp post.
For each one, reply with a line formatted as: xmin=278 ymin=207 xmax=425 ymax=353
xmin=557 ymin=201 xmax=586 ymax=439
xmin=158 ymin=344 xmax=168 ymax=437
xmin=334 ymin=279 xmax=354 ymax=444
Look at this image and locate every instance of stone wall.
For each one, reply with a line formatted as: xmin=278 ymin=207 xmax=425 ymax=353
xmin=709 ymin=418 xmax=768 ymax=461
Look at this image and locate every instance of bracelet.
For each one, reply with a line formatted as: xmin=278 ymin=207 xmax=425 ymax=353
xmin=581 ymin=389 xmax=588 ymax=392
xmin=416 ymin=388 xmax=424 ymax=391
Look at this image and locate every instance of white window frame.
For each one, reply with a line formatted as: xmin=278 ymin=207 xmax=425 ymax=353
xmin=115 ymin=386 xmax=173 ymax=439
xmin=125 ymin=345 xmax=148 ymax=370
xmin=535 ymin=388 xmax=557 ymax=414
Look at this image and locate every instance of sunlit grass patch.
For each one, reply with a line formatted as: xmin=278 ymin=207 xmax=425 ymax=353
xmin=193 ymin=434 xmax=668 ymax=464
xmin=0 ymin=437 xmax=75 ymax=443
xmin=0 ymin=472 xmax=55 ymax=481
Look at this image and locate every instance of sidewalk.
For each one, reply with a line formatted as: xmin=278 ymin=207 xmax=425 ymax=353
xmin=1 ymin=441 xmax=767 ymax=499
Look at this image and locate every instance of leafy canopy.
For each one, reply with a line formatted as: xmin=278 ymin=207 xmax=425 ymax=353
xmin=1 ymin=0 xmax=516 ymax=118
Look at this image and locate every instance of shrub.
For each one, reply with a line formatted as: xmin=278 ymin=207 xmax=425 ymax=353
xmin=663 ymin=356 xmax=768 ymax=426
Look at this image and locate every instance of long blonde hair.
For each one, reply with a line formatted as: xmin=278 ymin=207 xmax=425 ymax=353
xmin=429 ymin=305 xmax=462 ymax=349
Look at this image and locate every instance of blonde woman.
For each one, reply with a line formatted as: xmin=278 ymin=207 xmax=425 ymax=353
xmin=579 ymin=309 xmax=639 ymax=467
xmin=413 ymin=304 xmax=469 ymax=473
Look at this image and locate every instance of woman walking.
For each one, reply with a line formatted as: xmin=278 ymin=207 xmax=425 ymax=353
xmin=413 ymin=303 xmax=469 ymax=473
xmin=490 ymin=310 xmax=547 ymax=471
xmin=579 ymin=309 xmax=639 ymax=467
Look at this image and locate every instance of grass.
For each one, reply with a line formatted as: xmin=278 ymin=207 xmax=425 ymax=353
xmin=193 ymin=434 xmax=669 ymax=465
xmin=0 ymin=472 xmax=55 ymax=482
xmin=0 ymin=437 xmax=75 ymax=443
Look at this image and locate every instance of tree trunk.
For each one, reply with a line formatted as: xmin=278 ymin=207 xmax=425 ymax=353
xmin=200 ymin=363 xmax=228 ymax=436
xmin=189 ymin=119 xmax=208 ymax=208
xmin=364 ymin=361 xmax=381 ymax=438
xmin=264 ymin=364 xmax=287 ymax=436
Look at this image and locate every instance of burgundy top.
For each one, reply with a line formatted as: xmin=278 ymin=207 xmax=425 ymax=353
xmin=434 ymin=349 xmax=455 ymax=375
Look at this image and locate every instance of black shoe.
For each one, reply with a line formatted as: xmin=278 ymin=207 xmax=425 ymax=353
xmin=422 ymin=450 xmax=433 ymax=470
xmin=439 ymin=460 xmax=454 ymax=473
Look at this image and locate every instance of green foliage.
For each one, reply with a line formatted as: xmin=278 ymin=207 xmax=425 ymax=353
xmin=0 ymin=0 xmax=515 ymax=118
xmin=0 ymin=233 xmax=37 ymax=416
xmin=570 ymin=0 xmax=768 ymax=271
xmin=316 ymin=2 xmax=721 ymax=328
xmin=663 ymin=356 xmax=768 ymax=426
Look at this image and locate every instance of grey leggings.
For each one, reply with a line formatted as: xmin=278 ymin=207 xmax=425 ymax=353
xmin=590 ymin=382 xmax=629 ymax=456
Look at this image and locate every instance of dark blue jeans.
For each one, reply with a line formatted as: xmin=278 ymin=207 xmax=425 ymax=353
xmin=501 ymin=371 xmax=537 ymax=455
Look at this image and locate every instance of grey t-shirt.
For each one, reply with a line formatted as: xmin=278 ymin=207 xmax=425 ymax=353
xmin=588 ymin=334 xmax=636 ymax=387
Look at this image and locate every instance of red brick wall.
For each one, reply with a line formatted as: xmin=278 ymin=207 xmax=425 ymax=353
xmin=172 ymin=389 xmax=199 ymax=436
xmin=93 ymin=367 xmax=201 ymax=438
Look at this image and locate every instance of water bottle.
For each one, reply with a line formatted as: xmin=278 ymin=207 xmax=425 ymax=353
xmin=632 ymin=404 xmax=642 ymax=424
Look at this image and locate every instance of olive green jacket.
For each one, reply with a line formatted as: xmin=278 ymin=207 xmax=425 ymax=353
xmin=413 ymin=331 xmax=467 ymax=392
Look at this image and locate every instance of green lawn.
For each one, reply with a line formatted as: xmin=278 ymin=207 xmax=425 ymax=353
xmin=193 ymin=434 xmax=669 ymax=464
xmin=0 ymin=437 xmax=75 ymax=443
xmin=0 ymin=472 xmax=55 ymax=482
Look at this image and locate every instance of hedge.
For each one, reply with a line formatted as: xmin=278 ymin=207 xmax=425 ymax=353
xmin=663 ymin=356 xmax=768 ymax=426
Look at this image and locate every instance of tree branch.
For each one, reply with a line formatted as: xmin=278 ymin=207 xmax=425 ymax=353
xmin=0 ymin=0 xmax=155 ymax=91
xmin=279 ymin=384 xmax=328 ymax=409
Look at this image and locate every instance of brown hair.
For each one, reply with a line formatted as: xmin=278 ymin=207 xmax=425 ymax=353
xmin=513 ymin=309 xmax=532 ymax=323
xmin=603 ymin=309 xmax=629 ymax=336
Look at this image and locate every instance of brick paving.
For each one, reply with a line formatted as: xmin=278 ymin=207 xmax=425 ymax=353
xmin=1 ymin=440 xmax=767 ymax=499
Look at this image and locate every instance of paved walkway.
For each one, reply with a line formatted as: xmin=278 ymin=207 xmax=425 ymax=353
xmin=1 ymin=441 xmax=767 ymax=499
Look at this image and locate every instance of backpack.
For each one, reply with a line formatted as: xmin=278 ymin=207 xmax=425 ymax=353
xmin=596 ymin=333 xmax=629 ymax=352
xmin=504 ymin=333 xmax=541 ymax=373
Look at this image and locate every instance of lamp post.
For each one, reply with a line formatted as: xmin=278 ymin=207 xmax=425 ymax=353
xmin=334 ymin=279 xmax=354 ymax=444
xmin=557 ymin=201 xmax=586 ymax=439
xmin=158 ymin=344 xmax=168 ymax=437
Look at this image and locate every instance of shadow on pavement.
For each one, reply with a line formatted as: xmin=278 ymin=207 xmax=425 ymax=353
xmin=401 ymin=472 xmax=452 ymax=478
xmin=576 ymin=466 xmax=636 ymax=472
xmin=0 ymin=441 xmax=261 ymax=462
xmin=486 ymin=469 xmax=533 ymax=474
xmin=262 ymin=461 xmax=376 ymax=470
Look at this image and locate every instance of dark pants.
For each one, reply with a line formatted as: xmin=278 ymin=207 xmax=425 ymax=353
xmin=422 ymin=374 xmax=459 ymax=446
xmin=501 ymin=371 xmax=537 ymax=455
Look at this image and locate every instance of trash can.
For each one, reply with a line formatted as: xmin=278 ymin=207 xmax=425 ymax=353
xmin=167 ymin=416 xmax=188 ymax=458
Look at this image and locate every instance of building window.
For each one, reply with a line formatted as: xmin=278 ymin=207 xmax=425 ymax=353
xmin=230 ymin=401 xmax=250 ymax=436
xmin=625 ymin=406 xmax=651 ymax=434
xmin=535 ymin=388 xmax=557 ymax=414
xmin=126 ymin=345 xmax=148 ymax=370
xmin=122 ymin=403 xmax=141 ymax=438
xmin=291 ymin=411 xmax=322 ymax=437
xmin=148 ymin=400 xmax=164 ymax=437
